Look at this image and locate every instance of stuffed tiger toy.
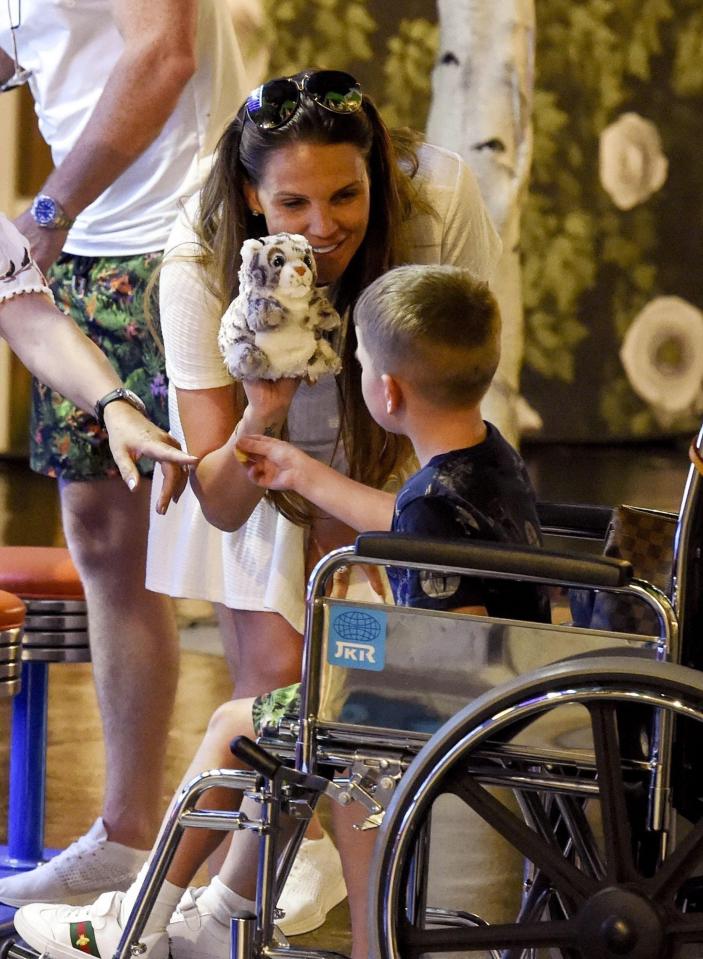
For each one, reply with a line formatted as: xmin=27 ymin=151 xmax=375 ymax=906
xmin=218 ymin=233 xmax=342 ymax=382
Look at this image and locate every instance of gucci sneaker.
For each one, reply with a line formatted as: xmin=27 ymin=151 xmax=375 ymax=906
xmin=13 ymin=891 xmax=169 ymax=959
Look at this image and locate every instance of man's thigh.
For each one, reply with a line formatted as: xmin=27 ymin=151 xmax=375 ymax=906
xmin=30 ymin=250 xmax=167 ymax=482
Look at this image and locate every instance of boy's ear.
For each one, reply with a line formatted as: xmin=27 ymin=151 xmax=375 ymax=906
xmin=382 ymin=374 xmax=403 ymax=415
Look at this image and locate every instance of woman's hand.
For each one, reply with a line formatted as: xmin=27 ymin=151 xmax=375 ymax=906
xmin=102 ymin=401 xmax=198 ymax=504
xmin=236 ymin=433 xmax=309 ymax=493
xmin=240 ymin=377 xmax=300 ymax=435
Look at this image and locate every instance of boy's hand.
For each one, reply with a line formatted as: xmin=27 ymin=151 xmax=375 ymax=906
xmin=236 ymin=433 xmax=309 ymax=492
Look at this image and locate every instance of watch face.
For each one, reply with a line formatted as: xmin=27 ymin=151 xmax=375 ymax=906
xmin=33 ymin=196 xmax=58 ymax=227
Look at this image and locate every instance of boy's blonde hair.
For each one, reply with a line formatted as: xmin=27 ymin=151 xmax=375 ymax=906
xmin=354 ymin=265 xmax=501 ymax=407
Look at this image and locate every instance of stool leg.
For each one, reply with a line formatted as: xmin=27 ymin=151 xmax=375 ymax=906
xmin=7 ymin=660 xmax=49 ymax=867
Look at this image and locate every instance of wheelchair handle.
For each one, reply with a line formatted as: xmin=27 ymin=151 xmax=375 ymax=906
xmin=230 ymin=736 xmax=282 ymax=780
xmin=354 ymin=533 xmax=633 ymax=589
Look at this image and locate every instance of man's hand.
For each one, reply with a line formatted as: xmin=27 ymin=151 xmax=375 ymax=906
xmin=102 ymin=401 xmax=198 ymax=506
xmin=13 ymin=210 xmax=67 ymax=275
xmin=236 ymin=433 xmax=307 ymax=493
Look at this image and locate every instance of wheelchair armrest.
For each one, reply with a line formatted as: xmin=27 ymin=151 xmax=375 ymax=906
xmin=537 ymin=502 xmax=613 ymax=539
xmin=354 ymin=533 xmax=633 ymax=589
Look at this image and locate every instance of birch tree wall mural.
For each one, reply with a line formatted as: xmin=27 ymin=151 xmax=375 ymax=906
xmin=426 ymin=0 xmax=536 ymax=447
xmin=252 ymin=1 xmax=703 ymax=442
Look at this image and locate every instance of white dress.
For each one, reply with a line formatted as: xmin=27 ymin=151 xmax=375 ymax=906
xmin=146 ymin=143 xmax=502 ymax=633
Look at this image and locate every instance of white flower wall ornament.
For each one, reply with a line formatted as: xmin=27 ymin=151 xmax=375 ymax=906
xmin=599 ymin=112 xmax=669 ymax=211
xmin=620 ymin=296 xmax=703 ymax=417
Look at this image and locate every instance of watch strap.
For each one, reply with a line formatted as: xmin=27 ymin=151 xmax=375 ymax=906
xmin=31 ymin=194 xmax=75 ymax=230
xmin=94 ymin=388 xmax=147 ymax=428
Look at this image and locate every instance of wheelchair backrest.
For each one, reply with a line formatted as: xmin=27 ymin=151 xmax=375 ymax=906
xmin=312 ymin=595 xmax=657 ymax=748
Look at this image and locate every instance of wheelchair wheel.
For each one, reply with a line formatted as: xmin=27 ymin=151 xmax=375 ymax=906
xmin=370 ymin=656 xmax=703 ymax=958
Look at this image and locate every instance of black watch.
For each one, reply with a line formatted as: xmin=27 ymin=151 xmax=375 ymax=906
xmin=94 ymin=388 xmax=147 ymax=428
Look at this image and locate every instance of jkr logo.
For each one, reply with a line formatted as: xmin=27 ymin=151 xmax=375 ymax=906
xmin=328 ymin=607 xmax=386 ymax=671
xmin=334 ymin=639 xmax=377 ymax=663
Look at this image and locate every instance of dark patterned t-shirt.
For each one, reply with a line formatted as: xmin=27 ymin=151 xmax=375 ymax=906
xmin=387 ymin=423 xmax=550 ymax=622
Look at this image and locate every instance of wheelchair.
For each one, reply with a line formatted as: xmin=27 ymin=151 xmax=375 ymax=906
xmin=6 ymin=430 xmax=703 ymax=959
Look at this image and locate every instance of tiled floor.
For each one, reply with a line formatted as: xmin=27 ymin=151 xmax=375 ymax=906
xmin=0 ymin=437 xmax=694 ymax=955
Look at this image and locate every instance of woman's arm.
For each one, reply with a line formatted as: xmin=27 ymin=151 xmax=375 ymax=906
xmin=175 ymin=381 xmax=297 ymax=531
xmin=1 ymin=292 xmax=196 ymax=496
xmin=160 ymin=210 xmax=308 ymax=531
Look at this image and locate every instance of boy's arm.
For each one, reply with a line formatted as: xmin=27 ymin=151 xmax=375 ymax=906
xmin=237 ymin=434 xmax=395 ymax=532
xmin=394 ymin=495 xmax=488 ymax=615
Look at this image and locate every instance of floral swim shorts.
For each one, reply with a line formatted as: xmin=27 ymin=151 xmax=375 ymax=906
xmin=30 ymin=251 xmax=169 ymax=481
xmin=252 ymin=682 xmax=302 ymax=736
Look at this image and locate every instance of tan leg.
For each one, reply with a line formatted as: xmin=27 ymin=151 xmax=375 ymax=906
xmin=215 ymin=604 xmax=303 ymax=697
xmin=60 ymin=476 xmax=179 ymax=849
xmin=330 ymin=797 xmax=375 ymax=959
xmin=212 ymin=606 xmax=324 ymax=868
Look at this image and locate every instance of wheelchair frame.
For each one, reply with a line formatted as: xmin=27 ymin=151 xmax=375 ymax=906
xmin=6 ymin=431 xmax=703 ymax=959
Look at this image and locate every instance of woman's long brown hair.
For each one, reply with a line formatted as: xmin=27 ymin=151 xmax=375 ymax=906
xmin=189 ymin=77 xmax=429 ymax=524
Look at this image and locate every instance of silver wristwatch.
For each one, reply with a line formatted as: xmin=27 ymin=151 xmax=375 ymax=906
xmin=31 ymin=194 xmax=75 ymax=230
xmin=94 ymin=388 xmax=147 ymax=428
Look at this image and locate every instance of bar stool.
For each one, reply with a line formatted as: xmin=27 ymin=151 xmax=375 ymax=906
xmin=0 ymin=590 xmax=25 ymax=935
xmin=0 ymin=590 xmax=24 ymax=701
xmin=0 ymin=547 xmax=89 ymax=873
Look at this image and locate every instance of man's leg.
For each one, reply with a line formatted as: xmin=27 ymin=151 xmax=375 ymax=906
xmin=59 ymin=475 xmax=179 ymax=848
xmin=0 ymin=250 xmax=178 ymax=908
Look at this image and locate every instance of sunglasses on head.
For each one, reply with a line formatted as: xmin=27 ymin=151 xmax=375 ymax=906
xmin=0 ymin=0 xmax=32 ymax=93
xmin=245 ymin=70 xmax=363 ymax=131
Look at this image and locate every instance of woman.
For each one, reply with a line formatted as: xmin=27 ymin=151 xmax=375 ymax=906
xmin=146 ymin=67 xmax=501 ymax=933
xmin=11 ymin=71 xmax=501 ymax=959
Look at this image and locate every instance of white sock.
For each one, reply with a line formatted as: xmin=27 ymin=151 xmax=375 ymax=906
xmin=198 ymin=875 xmax=256 ymax=924
xmin=119 ymin=863 xmax=186 ymax=937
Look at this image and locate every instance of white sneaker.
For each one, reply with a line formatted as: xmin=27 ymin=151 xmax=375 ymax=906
xmin=168 ymin=886 xmax=287 ymax=959
xmin=0 ymin=819 xmax=148 ymax=907
xmin=276 ymin=832 xmax=347 ymax=937
xmin=13 ymin=891 xmax=169 ymax=959
xmin=168 ymin=887 xmax=228 ymax=959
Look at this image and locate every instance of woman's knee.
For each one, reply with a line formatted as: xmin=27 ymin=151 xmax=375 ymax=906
xmin=229 ymin=610 xmax=303 ymax=693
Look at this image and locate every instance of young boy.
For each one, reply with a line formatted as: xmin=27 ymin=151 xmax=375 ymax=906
xmin=239 ymin=263 xmax=546 ymax=622
xmin=14 ymin=265 xmax=546 ymax=959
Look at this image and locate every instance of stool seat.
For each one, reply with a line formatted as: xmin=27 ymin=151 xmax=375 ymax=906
xmin=0 ymin=547 xmax=84 ymax=600
xmin=0 ymin=589 xmax=25 ymax=631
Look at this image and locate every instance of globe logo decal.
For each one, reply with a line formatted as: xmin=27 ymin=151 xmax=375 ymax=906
xmin=333 ymin=610 xmax=382 ymax=644
xmin=329 ymin=607 xmax=386 ymax=671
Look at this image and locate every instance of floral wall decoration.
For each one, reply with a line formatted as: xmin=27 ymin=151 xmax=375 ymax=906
xmin=521 ymin=0 xmax=703 ymax=440
xmin=253 ymin=0 xmax=703 ymax=441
